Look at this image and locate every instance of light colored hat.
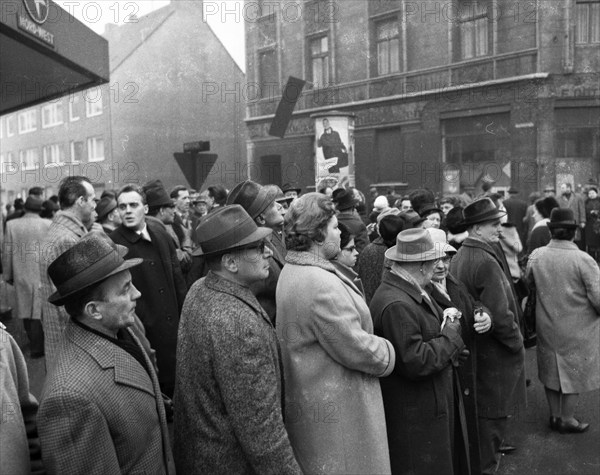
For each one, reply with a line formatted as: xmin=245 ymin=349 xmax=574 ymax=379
xmin=385 ymin=228 xmax=447 ymax=262
xmin=426 ymin=228 xmax=457 ymax=255
xmin=373 ymin=195 xmax=389 ymax=212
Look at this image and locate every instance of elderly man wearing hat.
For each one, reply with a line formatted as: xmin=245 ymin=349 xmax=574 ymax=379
xmin=370 ymin=228 xmax=470 ymax=475
xmin=96 ymin=193 xmax=122 ymax=235
xmin=450 ymin=198 xmax=526 ymax=474
xmin=174 ymin=205 xmax=301 ymax=474
xmin=226 ymin=180 xmax=285 ymax=322
xmin=2 ymin=196 xmax=50 ymax=357
xmin=38 ymin=234 xmax=175 ymax=474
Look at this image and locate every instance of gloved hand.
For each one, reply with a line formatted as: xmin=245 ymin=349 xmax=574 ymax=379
xmin=458 ymin=348 xmax=470 ymax=365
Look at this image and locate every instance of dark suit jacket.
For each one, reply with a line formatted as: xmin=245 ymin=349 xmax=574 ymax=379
xmin=110 ymin=219 xmax=187 ymax=396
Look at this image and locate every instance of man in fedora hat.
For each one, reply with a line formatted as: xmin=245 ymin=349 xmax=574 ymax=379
xmin=558 ymin=182 xmax=586 ymax=249
xmin=174 ymin=205 xmax=301 ymax=474
xmin=226 ymin=180 xmax=285 ymax=322
xmin=110 ymin=184 xmax=187 ymax=398
xmin=96 ymin=193 xmax=121 ymax=235
xmin=332 ymin=187 xmax=369 ymax=253
xmin=370 ymin=228 xmax=470 ymax=475
xmin=2 ymin=196 xmax=50 ymax=357
xmin=39 ymin=176 xmax=98 ymax=368
xmin=38 ymin=234 xmax=175 ymax=474
xmin=282 ymin=183 xmax=301 ymax=201
xmin=450 ymin=198 xmax=526 ymax=474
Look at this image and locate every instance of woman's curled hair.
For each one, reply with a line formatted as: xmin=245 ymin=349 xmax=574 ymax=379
xmin=285 ymin=193 xmax=336 ymax=251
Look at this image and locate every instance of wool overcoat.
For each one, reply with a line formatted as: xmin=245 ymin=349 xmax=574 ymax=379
xmin=0 ymin=326 xmax=42 ymax=475
xmin=450 ymin=237 xmax=526 ymax=418
xmin=39 ymin=211 xmax=88 ymax=368
xmin=2 ymin=213 xmax=50 ymax=321
xmin=276 ymin=251 xmax=395 ymax=475
xmin=38 ymin=321 xmax=174 ymax=474
xmin=174 ymin=272 xmax=301 ymax=474
xmin=370 ymin=271 xmax=468 ymax=475
xmin=526 ymin=240 xmax=600 ymax=393
xmin=110 ymin=219 xmax=187 ymax=395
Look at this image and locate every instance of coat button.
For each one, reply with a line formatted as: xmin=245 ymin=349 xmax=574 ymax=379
xmin=159 ymin=288 xmax=164 ymax=294
xmin=464 ymin=388 xmax=470 ymax=396
xmin=150 ymin=261 xmax=155 ymax=266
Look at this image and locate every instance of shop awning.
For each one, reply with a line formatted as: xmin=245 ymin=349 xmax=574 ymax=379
xmin=0 ymin=0 xmax=109 ymax=115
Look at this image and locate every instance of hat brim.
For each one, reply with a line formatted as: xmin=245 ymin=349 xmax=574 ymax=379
xmin=462 ymin=209 xmax=506 ymax=226
xmin=275 ymin=195 xmax=294 ymax=204
xmin=384 ymin=245 xmax=445 ymax=262
xmin=192 ymin=226 xmax=272 ymax=256
xmin=49 ymin=256 xmax=143 ymax=306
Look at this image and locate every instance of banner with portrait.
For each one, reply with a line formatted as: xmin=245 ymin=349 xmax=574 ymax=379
xmin=312 ymin=112 xmax=355 ymax=192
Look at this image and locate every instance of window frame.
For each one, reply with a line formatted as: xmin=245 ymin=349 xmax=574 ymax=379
xmin=375 ymin=17 xmax=401 ymax=76
xmin=87 ymin=136 xmax=105 ymax=162
xmin=308 ymin=34 xmax=330 ymax=88
xmin=17 ymin=110 xmax=37 ymax=134
xmin=576 ymin=0 xmax=600 ymax=44
xmin=69 ymin=95 xmax=81 ymax=122
xmin=42 ymin=143 xmax=65 ymax=166
xmin=457 ymin=0 xmax=490 ymax=60
xmin=6 ymin=115 xmax=15 ymax=137
xmin=41 ymin=102 xmax=64 ymax=129
xmin=85 ymin=90 xmax=103 ymax=118
xmin=70 ymin=140 xmax=84 ymax=163
xmin=19 ymin=148 xmax=39 ymax=171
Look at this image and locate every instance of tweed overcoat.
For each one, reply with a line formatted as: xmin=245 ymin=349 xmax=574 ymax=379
xmin=276 ymin=251 xmax=395 ymax=475
xmin=0 ymin=326 xmax=42 ymax=475
xmin=370 ymin=271 xmax=468 ymax=475
xmin=38 ymin=321 xmax=174 ymax=475
xmin=39 ymin=211 xmax=88 ymax=368
xmin=174 ymin=271 xmax=301 ymax=474
xmin=110 ymin=219 xmax=187 ymax=395
xmin=450 ymin=237 xmax=526 ymax=418
xmin=526 ymin=240 xmax=600 ymax=393
xmin=2 ymin=213 xmax=50 ymax=321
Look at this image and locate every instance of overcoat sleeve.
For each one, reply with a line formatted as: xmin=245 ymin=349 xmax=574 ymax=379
xmin=38 ymin=390 xmax=121 ymax=475
xmin=475 ymin=259 xmax=523 ymax=353
xmin=580 ymin=254 xmax=600 ymax=314
xmin=379 ymin=301 xmax=464 ymax=380
xmin=211 ymin=309 xmax=302 ymax=475
xmin=307 ymin=274 xmax=395 ymax=377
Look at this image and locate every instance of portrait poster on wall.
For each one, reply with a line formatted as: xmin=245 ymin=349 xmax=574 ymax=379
xmin=312 ymin=112 xmax=355 ymax=192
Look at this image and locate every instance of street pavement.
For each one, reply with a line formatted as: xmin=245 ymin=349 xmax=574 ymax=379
xmin=2 ymin=279 xmax=598 ymax=474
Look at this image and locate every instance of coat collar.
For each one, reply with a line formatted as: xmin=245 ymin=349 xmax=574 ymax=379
xmin=381 ymin=270 xmax=443 ymax=321
xmin=547 ymin=239 xmax=580 ymax=251
xmin=53 ymin=210 xmax=87 ymax=237
xmin=204 ymin=271 xmax=273 ymax=327
xmin=65 ymin=321 xmax=155 ymax=397
xmin=114 ymin=223 xmax=145 ymax=244
xmin=286 ymin=250 xmax=363 ymax=296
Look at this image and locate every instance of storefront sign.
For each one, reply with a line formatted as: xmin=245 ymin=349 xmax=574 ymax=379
xmin=17 ymin=13 xmax=55 ymax=47
xmin=313 ymin=113 xmax=356 ymax=191
xmin=23 ymin=0 xmax=49 ymax=24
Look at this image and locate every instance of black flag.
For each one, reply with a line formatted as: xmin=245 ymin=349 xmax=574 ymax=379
xmin=269 ymin=76 xmax=306 ymax=138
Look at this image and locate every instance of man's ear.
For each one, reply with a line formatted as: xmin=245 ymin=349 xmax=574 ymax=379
xmin=255 ymin=215 xmax=266 ymax=226
xmin=143 ymin=204 xmax=149 ymax=215
xmin=221 ymin=253 xmax=238 ymax=273
xmin=83 ymin=301 xmax=103 ymax=321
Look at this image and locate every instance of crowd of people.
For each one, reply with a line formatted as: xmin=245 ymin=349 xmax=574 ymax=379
xmin=0 ymin=175 xmax=599 ymax=475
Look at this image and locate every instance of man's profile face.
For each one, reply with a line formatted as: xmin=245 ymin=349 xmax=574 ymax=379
xmin=400 ymin=199 xmax=412 ymax=212
xmin=261 ymin=201 xmax=284 ymax=229
xmin=174 ymin=190 xmax=190 ymax=213
xmin=232 ymin=240 xmax=273 ymax=286
xmin=117 ymin=191 xmax=148 ymax=231
xmin=475 ymin=219 xmax=502 ymax=243
xmin=159 ymin=205 xmax=175 ymax=225
xmin=79 ymin=181 xmax=97 ymax=227
xmin=94 ymin=270 xmax=141 ymax=333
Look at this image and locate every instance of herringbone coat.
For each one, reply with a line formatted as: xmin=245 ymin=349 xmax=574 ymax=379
xmin=39 ymin=211 xmax=88 ymax=368
xmin=174 ymin=271 xmax=301 ymax=474
xmin=38 ymin=321 xmax=175 ymax=475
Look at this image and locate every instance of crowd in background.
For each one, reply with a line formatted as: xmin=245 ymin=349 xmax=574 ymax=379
xmin=1 ymin=175 xmax=599 ymax=475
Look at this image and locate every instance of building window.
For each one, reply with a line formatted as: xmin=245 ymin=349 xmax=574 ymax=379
xmin=69 ymin=95 xmax=81 ymax=121
xmin=309 ymin=35 xmax=330 ymax=87
xmin=87 ymin=137 xmax=104 ymax=162
xmin=376 ymin=19 xmax=400 ymax=76
xmin=43 ymin=144 xmax=65 ymax=165
xmin=258 ymin=49 xmax=278 ymax=99
xmin=458 ymin=0 xmax=489 ymax=59
xmin=19 ymin=148 xmax=39 ymax=170
xmin=6 ymin=115 xmax=15 ymax=137
xmin=71 ymin=141 xmax=84 ymax=163
xmin=17 ymin=110 xmax=37 ymax=134
xmin=85 ymin=91 xmax=103 ymax=117
xmin=576 ymin=1 xmax=600 ymax=44
xmin=42 ymin=103 xmax=63 ymax=128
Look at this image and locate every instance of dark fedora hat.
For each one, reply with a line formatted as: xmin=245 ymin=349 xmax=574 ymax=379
xmin=331 ymin=188 xmax=356 ymax=211
xmin=96 ymin=196 xmax=118 ymax=221
xmin=445 ymin=206 xmax=468 ymax=234
xmin=192 ymin=204 xmax=272 ymax=256
xmin=264 ymin=184 xmax=293 ymax=204
xmin=282 ymin=183 xmax=301 ymax=194
xmin=226 ymin=180 xmax=278 ymax=219
xmin=398 ymin=210 xmax=426 ymax=229
xmin=48 ymin=234 xmax=143 ymax=306
xmin=547 ymin=208 xmax=578 ymax=229
xmin=145 ymin=186 xmax=173 ymax=209
xmin=24 ymin=196 xmax=43 ymax=212
xmin=462 ymin=198 xmax=506 ymax=226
